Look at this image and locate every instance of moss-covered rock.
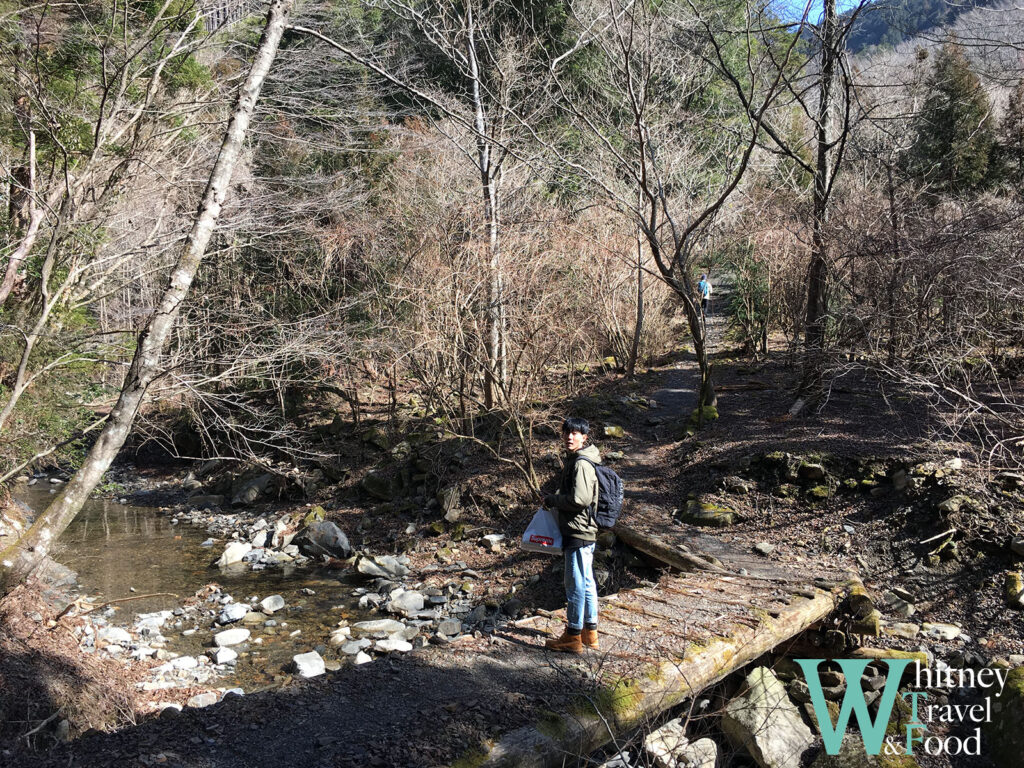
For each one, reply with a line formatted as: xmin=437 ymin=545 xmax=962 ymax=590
xmin=806 ymin=485 xmax=833 ymax=501
xmin=302 ymin=505 xmax=326 ymax=527
xmin=360 ymin=426 xmax=389 ymax=451
xmin=603 ymin=424 xmax=626 ymax=438
xmin=681 ymin=500 xmax=735 ymax=527
xmin=987 ymin=666 xmax=1024 ymax=768
xmin=772 ymin=657 xmax=804 ymax=682
xmin=937 ymin=494 xmax=976 ymax=514
xmin=773 ymin=484 xmax=798 ymax=498
xmin=798 ymin=462 xmax=828 ymax=482
xmin=809 ymin=740 xmax=918 ymax=767
xmin=801 ymin=700 xmax=841 ymax=737
xmin=361 ymin=471 xmax=393 ymax=501
xmin=688 ymin=406 xmax=719 ymax=427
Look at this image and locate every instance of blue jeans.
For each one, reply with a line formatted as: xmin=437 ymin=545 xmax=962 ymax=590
xmin=564 ymin=543 xmax=598 ymax=631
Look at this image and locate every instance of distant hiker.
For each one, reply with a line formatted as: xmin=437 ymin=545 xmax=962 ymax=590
xmin=542 ymin=416 xmax=600 ymax=654
xmin=697 ymin=274 xmax=712 ymax=315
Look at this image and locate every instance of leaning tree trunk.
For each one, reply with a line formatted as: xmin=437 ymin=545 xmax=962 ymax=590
xmin=0 ymin=0 xmax=294 ymax=595
xmin=800 ymin=0 xmax=837 ymax=397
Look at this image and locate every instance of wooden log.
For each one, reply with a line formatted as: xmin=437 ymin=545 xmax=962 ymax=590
xmin=842 ymin=576 xmax=876 ymax=619
xmin=849 ymin=647 xmax=928 ymax=665
xmin=461 ymin=588 xmax=838 ymax=768
xmin=613 ymin=525 xmax=731 ymax=574
xmin=1004 ymin=572 xmax=1023 ymax=609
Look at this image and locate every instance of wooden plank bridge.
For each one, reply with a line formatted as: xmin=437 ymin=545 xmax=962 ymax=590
xmin=461 ymin=523 xmax=858 ymax=768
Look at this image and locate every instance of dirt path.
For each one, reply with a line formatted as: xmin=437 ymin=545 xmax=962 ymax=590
xmin=10 ymin=275 xmax=975 ymax=768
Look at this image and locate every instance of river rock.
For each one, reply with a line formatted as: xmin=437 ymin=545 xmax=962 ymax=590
xmin=169 ymin=655 xmax=199 ymax=671
xmin=356 ymin=555 xmax=409 ymax=579
xmin=260 ymin=595 xmax=286 ymax=614
xmin=437 ymin=618 xmax=462 ymax=637
xmin=293 ymin=521 xmax=352 ymax=560
xmin=722 ymin=666 xmax=814 ymax=768
xmin=921 ymin=622 xmax=961 ymax=641
xmin=210 ymin=647 xmax=238 ymax=665
xmin=597 ymin=751 xmax=632 ymax=768
xmin=385 ymin=590 xmax=424 ymax=617
xmin=351 ymin=619 xmax=405 ymax=637
xmin=217 ymin=542 xmax=252 ymax=568
xmin=187 ymin=692 xmax=219 ymax=709
xmin=292 ymin=651 xmax=325 ymax=678
xmin=232 ymin=473 xmax=273 ymax=506
xmin=328 ymin=628 xmax=351 ymax=647
xmin=482 ymin=533 xmax=505 ymax=552
xmin=214 ymin=628 xmax=250 ymax=647
xmin=643 ymin=717 xmax=689 ymax=768
xmin=680 ymin=739 xmax=718 ymax=768
xmin=242 ymin=611 xmax=267 ymax=625
xmin=374 ymin=635 xmax=413 ymax=653
xmin=437 ymin=486 xmax=461 ymax=521
xmin=98 ymin=626 xmax=132 ymax=646
xmin=882 ymin=622 xmax=920 ymax=639
xmin=135 ymin=611 xmax=172 ymax=633
xmin=354 ymin=651 xmax=372 ymax=665
xmin=217 ymin=603 xmax=248 ymax=624
xmin=340 ymin=639 xmax=372 ymax=655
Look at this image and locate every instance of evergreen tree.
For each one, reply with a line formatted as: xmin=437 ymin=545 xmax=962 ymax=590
xmin=910 ymin=40 xmax=996 ymax=194
xmin=998 ymin=80 xmax=1024 ymax=187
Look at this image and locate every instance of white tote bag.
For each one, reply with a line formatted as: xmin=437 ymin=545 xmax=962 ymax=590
xmin=521 ymin=508 xmax=563 ymax=554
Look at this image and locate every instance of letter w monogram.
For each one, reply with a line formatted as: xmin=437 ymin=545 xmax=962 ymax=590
xmin=795 ymin=659 xmax=913 ymax=755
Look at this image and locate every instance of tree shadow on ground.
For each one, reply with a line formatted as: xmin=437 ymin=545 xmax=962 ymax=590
xmin=1 ymin=581 xmax=140 ymax=761
xmin=16 ymin=636 xmax=609 ymax=768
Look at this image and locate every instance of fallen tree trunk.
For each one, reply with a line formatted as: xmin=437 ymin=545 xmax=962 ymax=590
xmin=0 ymin=0 xmax=294 ymax=595
xmin=614 ymin=524 xmax=732 ymax=575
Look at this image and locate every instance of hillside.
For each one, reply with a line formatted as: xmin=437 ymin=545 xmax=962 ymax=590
xmin=845 ymin=0 xmax=995 ymax=51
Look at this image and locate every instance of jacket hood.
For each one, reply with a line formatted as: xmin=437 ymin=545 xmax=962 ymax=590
xmin=574 ymin=443 xmax=602 ymax=464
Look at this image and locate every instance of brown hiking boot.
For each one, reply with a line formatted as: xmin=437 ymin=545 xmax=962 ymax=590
xmin=581 ymin=628 xmax=599 ymax=650
xmin=545 ymin=630 xmax=583 ymax=654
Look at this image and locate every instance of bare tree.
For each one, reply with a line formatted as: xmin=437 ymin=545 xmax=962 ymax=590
xmin=290 ymin=0 xmax=554 ymax=410
xmin=544 ymin=0 xmax=805 ymax=412
xmin=0 ymin=0 xmax=295 ymax=594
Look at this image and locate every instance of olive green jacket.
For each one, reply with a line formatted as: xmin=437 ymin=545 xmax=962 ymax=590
xmin=549 ymin=443 xmax=601 ymax=545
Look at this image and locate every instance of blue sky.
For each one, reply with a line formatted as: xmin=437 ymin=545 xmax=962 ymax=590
xmin=770 ymin=0 xmax=873 ymax=23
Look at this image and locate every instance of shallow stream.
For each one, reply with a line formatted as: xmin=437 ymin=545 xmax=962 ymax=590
xmin=19 ymin=484 xmax=371 ymax=690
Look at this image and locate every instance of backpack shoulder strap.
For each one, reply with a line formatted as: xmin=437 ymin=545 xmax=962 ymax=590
xmin=572 ymin=455 xmax=599 ymax=518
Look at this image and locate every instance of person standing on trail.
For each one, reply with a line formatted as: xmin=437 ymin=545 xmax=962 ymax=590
xmin=542 ymin=417 xmax=600 ymax=654
xmin=697 ymin=274 xmax=712 ymax=315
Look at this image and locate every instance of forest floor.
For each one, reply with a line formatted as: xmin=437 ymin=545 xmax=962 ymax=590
xmin=3 ymin=287 xmax=1023 ymax=767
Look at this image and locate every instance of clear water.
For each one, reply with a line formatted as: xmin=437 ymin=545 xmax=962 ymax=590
xmin=18 ymin=485 xmax=371 ymax=689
